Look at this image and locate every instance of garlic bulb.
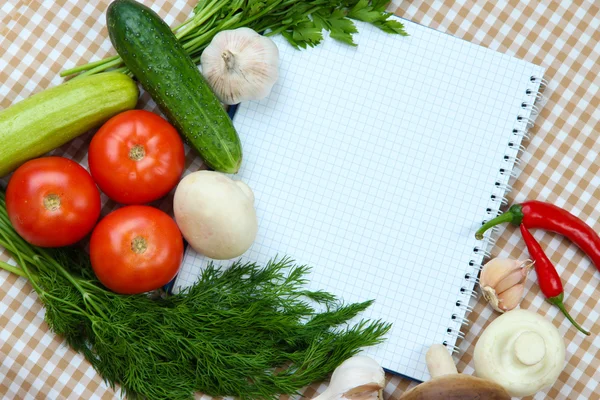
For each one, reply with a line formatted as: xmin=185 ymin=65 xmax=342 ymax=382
xmin=479 ymin=258 xmax=533 ymax=313
xmin=200 ymin=27 xmax=279 ymax=105
xmin=473 ymin=309 xmax=566 ymax=397
xmin=312 ymin=355 xmax=385 ymax=400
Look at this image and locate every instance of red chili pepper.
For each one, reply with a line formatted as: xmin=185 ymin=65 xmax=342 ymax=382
xmin=476 ymin=200 xmax=600 ymax=272
xmin=519 ymin=224 xmax=590 ymax=335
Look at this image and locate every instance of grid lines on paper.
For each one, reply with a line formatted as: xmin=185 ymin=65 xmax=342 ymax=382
xmin=176 ymin=17 xmax=544 ymax=381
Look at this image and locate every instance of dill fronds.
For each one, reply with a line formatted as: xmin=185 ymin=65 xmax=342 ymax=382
xmin=0 ymin=190 xmax=390 ymax=399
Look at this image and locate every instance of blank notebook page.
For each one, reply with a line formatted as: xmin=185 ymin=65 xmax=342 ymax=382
xmin=176 ymin=17 xmax=545 ymax=381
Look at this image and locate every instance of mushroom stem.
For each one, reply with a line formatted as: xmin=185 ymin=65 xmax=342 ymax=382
xmin=399 ymin=344 xmax=511 ymax=400
xmin=425 ymin=344 xmax=458 ymax=378
xmin=513 ymin=331 xmax=546 ymax=366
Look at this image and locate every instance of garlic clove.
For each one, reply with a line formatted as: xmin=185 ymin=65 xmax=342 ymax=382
xmin=496 ymin=283 xmax=526 ymax=312
xmin=494 ymin=268 xmax=527 ymax=294
xmin=312 ymin=355 xmax=385 ymax=400
xmin=343 ymin=384 xmax=384 ymax=400
xmin=479 ymin=258 xmax=532 ymax=313
xmin=479 ymin=258 xmax=520 ymax=288
xmin=200 ymin=27 xmax=279 ymax=105
xmin=481 ymin=286 xmax=503 ymax=313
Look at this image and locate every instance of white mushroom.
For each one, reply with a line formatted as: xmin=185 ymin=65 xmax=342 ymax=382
xmin=398 ymin=344 xmax=510 ymax=400
xmin=473 ymin=309 xmax=566 ymax=397
xmin=173 ymin=171 xmax=258 ymax=260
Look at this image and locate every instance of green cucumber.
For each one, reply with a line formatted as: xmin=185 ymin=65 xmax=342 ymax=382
xmin=0 ymin=72 xmax=138 ymax=177
xmin=107 ymin=0 xmax=243 ymax=174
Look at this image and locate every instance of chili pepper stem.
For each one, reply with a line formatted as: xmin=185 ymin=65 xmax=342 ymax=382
xmin=475 ymin=212 xmax=516 ymax=240
xmin=547 ymin=294 xmax=590 ymax=336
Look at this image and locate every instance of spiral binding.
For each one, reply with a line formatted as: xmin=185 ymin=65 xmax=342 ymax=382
xmin=443 ymin=74 xmax=547 ymax=355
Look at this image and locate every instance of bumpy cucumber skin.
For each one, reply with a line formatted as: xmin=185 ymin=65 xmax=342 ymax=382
xmin=107 ymin=0 xmax=243 ymax=174
xmin=0 ymin=72 xmax=138 ymax=177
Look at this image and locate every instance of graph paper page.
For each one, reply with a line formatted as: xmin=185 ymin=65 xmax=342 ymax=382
xmin=175 ymin=17 xmax=545 ymax=381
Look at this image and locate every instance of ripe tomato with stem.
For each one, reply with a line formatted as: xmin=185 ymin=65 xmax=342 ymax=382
xmin=5 ymin=157 xmax=101 ymax=247
xmin=89 ymin=205 xmax=183 ymax=294
xmin=88 ymin=110 xmax=185 ymax=205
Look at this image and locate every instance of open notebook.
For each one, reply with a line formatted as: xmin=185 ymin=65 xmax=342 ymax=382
xmin=173 ymin=17 xmax=545 ymax=381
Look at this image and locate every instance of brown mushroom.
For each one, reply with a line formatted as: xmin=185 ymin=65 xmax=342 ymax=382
xmin=397 ymin=344 xmax=510 ymax=400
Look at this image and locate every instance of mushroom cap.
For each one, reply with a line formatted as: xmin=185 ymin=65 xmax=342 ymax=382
xmin=473 ymin=309 xmax=566 ymax=397
xmin=397 ymin=374 xmax=510 ymax=400
xmin=173 ymin=171 xmax=258 ymax=260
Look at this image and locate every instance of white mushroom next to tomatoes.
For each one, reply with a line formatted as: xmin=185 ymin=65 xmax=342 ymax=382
xmin=173 ymin=170 xmax=258 ymax=260
xmin=473 ymin=309 xmax=566 ymax=397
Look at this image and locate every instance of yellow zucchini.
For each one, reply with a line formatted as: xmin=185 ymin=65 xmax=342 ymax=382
xmin=0 ymin=72 xmax=138 ymax=177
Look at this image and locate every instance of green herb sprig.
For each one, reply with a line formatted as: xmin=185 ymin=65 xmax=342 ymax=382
xmin=0 ymin=190 xmax=390 ymax=399
xmin=61 ymin=0 xmax=407 ymax=78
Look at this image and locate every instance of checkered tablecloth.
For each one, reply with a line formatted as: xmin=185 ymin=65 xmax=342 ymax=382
xmin=1 ymin=1 xmax=599 ymax=399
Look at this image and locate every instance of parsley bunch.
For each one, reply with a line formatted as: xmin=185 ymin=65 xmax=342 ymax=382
xmin=0 ymin=191 xmax=390 ymax=399
xmin=62 ymin=0 xmax=407 ymax=78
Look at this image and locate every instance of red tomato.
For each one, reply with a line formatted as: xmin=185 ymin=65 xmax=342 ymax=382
xmin=5 ymin=157 xmax=101 ymax=247
xmin=89 ymin=205 xmax=183 ymax=294
xmin=88 ymin=110 xmax=186 ymax=204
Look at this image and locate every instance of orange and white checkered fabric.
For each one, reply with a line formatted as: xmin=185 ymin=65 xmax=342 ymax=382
xmin=1 ymin=1 xmax=599 ymax=399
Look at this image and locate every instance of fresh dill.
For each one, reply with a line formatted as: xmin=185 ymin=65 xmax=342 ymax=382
xmin=0 ymin=190 xmax=390 ymax=399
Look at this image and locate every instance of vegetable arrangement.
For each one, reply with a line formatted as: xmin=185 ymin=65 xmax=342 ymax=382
xmin=0 ymin=1 xmax=411 ymax=398
xmin=61 ymin=0 xmax=407 ymax=79
xmin=476 ymin=200 xmax=597 ymax=335
xmin=0 ymin=72 xmax=138 ymax=177
xmin=107 ymin=0 xmax=243 ymax=173
xmin=0 ymin=191 xmax=390 ymax=399
xmin=476 ymin=200 xmax=600 ymax=272
xmin=0 ymin=0 xmax=595 ymax=397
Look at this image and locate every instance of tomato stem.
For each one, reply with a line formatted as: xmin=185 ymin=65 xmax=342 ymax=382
xmin=131 ymin=236 xmax=148 ymax=254
xmin=129 ymin=145 xmax=146 ymax=161
xmin=43 ymin=193 xmax=61 ymax=211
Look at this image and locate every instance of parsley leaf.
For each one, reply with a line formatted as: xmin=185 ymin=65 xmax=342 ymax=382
xmin=376 ymin=18 xmax=408 ymax=35
xmin=371 ymin=0 xmax=391 ymax=12
xmin=349 ymin=0 xmax=385 ymax=23
xmin=326 ymin=9 xmax=359 ymax=46
xmin=289 ymin=20 xmax=324 ymax=49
